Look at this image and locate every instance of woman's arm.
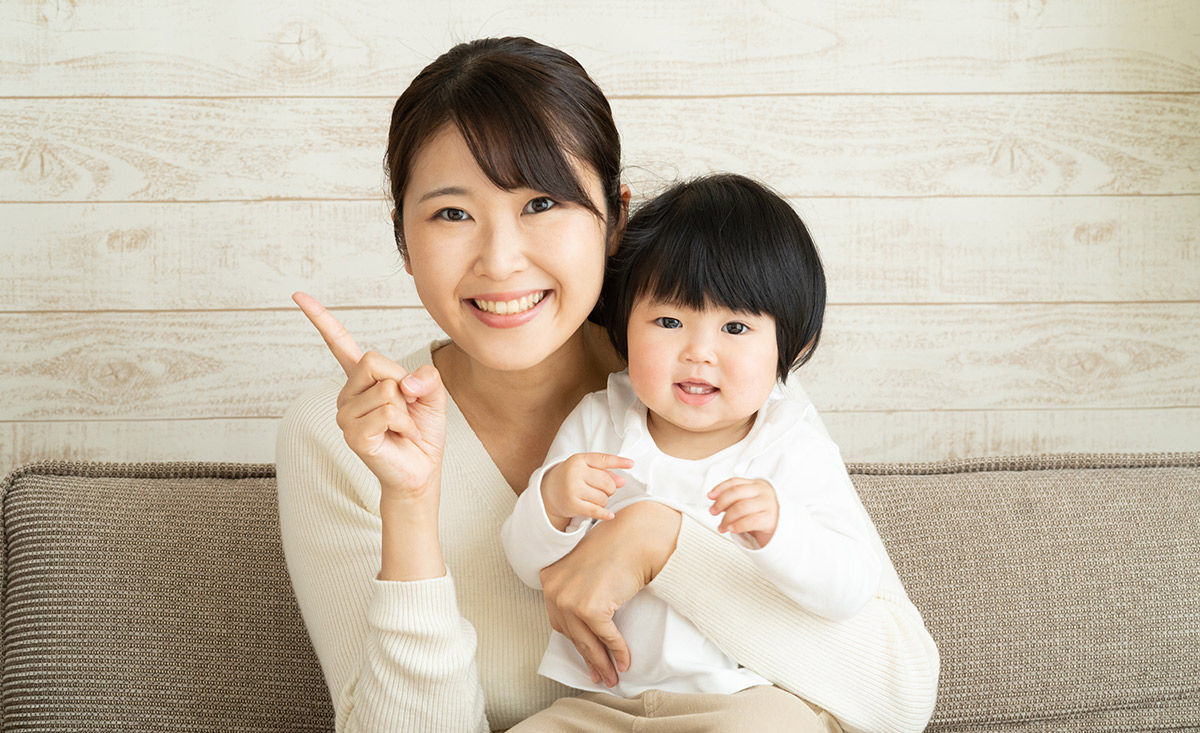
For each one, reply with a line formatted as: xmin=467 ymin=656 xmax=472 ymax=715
xmin=649 ymin=513 xmax=939 ymax=733
xmin=277 ymin=381 xmax=489 ymax=733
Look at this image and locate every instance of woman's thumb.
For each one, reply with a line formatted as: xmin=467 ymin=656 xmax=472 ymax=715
xmin=401 ymin=365 xmax=446 ymax=409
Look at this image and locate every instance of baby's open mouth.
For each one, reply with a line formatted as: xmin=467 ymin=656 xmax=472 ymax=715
xmin=677 ymin=381 xmax=717 ymax=395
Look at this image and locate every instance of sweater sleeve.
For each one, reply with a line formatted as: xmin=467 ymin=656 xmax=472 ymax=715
xmin=740 ymin=438 xmax=883 ymax=621
xmin=645 ymin=400 xmax=939 ymax=733
xmin=276 ymin=380 xmax=489 ymax=733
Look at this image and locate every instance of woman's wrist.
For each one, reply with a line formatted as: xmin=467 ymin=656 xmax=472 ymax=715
xmin=616 ymin=501 xmax=682 ymax=583
xmin=378 ymin=481 xmax=446 ymax=581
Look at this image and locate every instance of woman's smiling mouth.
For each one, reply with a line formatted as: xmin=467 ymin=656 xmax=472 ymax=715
xmin=472 ymin=290 xmax=547 ymax=315
xmin=467 ymin=289 xmax=551 ymax=328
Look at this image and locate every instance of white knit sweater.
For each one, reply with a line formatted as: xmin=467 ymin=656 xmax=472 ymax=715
xmin=276 ymin=341 xmax=939 ymax=733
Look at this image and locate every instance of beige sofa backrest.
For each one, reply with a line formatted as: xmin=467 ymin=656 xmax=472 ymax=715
xmin=3 ymin=454 xmax=1198 ymax=731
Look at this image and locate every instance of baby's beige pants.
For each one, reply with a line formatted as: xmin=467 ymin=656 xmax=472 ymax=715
xmin=506 ymin=684 xmax=844 ymax=732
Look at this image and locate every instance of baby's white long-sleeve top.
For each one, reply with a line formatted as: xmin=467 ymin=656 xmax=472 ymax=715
xmin=500 ymin=371 xmax=884 ymax=697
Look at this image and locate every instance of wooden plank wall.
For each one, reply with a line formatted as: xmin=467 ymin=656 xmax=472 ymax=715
xmin=2 ymin=0 xmax=1198 ymax=471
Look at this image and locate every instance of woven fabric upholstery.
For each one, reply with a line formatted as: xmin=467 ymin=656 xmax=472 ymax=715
xmin=3 ymin=455 xmax=1199 ymax=732
xmin=846 ymin=453 xmax=1200 ymax=732
xmin=1 ymin=461 xmax=333 ymax=732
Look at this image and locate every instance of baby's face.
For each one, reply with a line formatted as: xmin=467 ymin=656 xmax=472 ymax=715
xmin=626 ymin=297 xmax=779 ymax=455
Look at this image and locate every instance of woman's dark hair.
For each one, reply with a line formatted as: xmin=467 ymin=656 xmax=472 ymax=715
xmin=602 ymin=174 xmax=825 ymax=382
xmin=385 ymin=37 xmax=623 ymax=259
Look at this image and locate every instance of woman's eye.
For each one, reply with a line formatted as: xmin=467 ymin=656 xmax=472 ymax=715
xmin=524 ymin=196 xmax=557 ymax=214
xmin=654 ymin=317 xmax=682 ymax=329
xmin=435 ymin=207 xmax=470 ymax=222
xmin=722 ymin=322 xmax=749 ymax=335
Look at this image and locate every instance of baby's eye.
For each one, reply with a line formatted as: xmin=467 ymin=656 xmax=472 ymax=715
xmin=435 ymin=207 xmax=470 ymax=222
xmin=524 ymin=196 xmax=557 ymax=214
xmin=722 ymin=322 xmax=750 ymax=335
xmin=654 ymin=317 xmax=682 ymax=329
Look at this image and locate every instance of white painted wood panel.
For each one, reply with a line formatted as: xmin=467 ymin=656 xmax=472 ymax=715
xmin=2 ymin=419 xmax=279 ymax=473
xmin=6 ymin=407 xmax=1197 ymax=476
xmin=1 ymin=2 xmax=1197 ymax=467
xmin=5 ymin=196 xmax=1197 ymax=311
xmin=2 ymin=0 xmax=1197 ymax=96
xmin=3 ymin=94 xmax=1197 ymax=201
xmin=827 ymin=408 xmax=1200 ymax=463
xmin=0 ymin=308 xmax=445 ymax=420
xmin=807 ymin=304 xmax=1200 ymax=410
xmin=2 ymin=305 xmax=1195 ymax=421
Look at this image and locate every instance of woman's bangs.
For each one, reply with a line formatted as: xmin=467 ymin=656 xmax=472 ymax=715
xmin=452 ymin=88 xmax=595 ymax=213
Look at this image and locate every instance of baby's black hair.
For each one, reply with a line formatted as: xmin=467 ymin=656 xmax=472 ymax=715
xmin=602 ymin=173 xmax=825 ymax=382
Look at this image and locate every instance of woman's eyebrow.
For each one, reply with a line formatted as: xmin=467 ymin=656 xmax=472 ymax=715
xmin=417 ymin=186 xmax=470 ymax=203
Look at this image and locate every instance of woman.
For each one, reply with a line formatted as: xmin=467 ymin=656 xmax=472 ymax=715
xmin=276 ymin=37 xmax=938 ymax=732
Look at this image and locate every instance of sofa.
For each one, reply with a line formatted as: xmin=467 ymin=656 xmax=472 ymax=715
xmin=2 ymin=453 xmax=1197 ymax=731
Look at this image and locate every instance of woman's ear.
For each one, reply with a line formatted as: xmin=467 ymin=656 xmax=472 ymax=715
xmin=607 ymin=184 xmax=632 ymax=257
xmin=392 ymin=208 xmax=412 ymax=274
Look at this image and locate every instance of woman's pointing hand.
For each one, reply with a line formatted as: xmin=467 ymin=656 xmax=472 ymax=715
xmin=293 ymin=292 xmax=447 ymax=501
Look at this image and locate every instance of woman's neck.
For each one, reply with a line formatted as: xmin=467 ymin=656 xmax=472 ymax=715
xmin=432 ymin=323 xmax=625 ymax=491
xmin=438 ymin=324 xmax=617 ymax=417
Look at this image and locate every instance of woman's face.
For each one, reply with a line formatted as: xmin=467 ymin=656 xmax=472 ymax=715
xmin=401 ymin=124 xmax=612 ymax=372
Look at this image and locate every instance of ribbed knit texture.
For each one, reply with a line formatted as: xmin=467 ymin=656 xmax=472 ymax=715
xmin=275 ymin=342 xmax=940 ymax=733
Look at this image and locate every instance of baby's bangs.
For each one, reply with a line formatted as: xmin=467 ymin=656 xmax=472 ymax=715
xmin=451 ymin=85 xmax=601 ymax=218
xmin=627 ymin=204 xmax=768 ymax=318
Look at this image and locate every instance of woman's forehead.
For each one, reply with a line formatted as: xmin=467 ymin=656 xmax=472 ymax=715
xmin=404 ymin=123 xmax=604 ymax=205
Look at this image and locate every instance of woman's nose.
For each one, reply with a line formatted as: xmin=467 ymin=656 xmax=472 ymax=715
xmin=472 ymin=221 xmax=530 ymax=280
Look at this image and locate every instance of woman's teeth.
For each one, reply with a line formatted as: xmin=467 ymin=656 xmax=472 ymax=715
xmin=473 ymin=291 xmax=546 ymax=315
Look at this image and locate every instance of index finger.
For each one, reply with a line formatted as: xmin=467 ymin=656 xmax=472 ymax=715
xmin=293 ymin=291 xmax=364 ymax=375
xmin=582 ymin=453 xmax=635 ymax=470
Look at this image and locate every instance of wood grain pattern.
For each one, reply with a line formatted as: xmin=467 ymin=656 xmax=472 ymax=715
xmin=2 ymin=419 xmax=278 ymax=474
xmin=0 ymin=308 xmax=445 ymax=420
xmin=3 ymin=94 xmax=1198 ymax=202
xmin=6 ymin=407 xmax=1197 ymax=475
xmin=2 ymin=0 xmax=1197 ymax=96
xmin=823 ymin=408 xmax=1200 ymax=462
xmin=9 ymin=196 xmax=1197 ymax=311
xmin=2 ymin=201 xmax=414 ymax=311
xmin=1 ymin=305 xmax=1195 ymax=421
xmin=806 ymin=304 xmax=1200 ymax=411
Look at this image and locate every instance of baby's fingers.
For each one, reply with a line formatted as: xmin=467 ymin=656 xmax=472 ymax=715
xmin=717 ymin=498 xmax=771 ymax=533
xmin=572 ymin=492 xmax=615 ymax=522
xmin=581 ymin=453 xmax=635 ymax=472
xmin=708 ymin=481 xmax=761 ymax=515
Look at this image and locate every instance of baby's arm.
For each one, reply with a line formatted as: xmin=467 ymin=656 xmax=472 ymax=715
xmin=734 ymin=438 xmax=883 ymax=621
xmin=500 ymin=396 xmax=630 ymax=588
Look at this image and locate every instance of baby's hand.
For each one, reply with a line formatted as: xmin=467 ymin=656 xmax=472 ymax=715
xmin=541 ymin=453 xmax=634 ymax=531
xmin=708 ymin=478 xmax=779 ymax=548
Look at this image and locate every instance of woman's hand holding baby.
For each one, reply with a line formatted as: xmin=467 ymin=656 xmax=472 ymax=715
xmin=541 ymin=453 xmax=634 ymax=531
xmin=708 ymin=478 xmax=779 ymax=548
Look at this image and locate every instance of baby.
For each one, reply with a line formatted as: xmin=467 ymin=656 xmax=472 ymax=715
xmin=501 ymin=174 xmax=885 ymax=709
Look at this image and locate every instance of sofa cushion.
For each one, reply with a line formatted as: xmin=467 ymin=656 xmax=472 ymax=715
xmin=847 ymin=453 xmax=1200 ymax=731
xmin=1 ymin=461 xmax=333 ymax=731
xmin=3 ymin=454 xmax=1198 ymax=732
